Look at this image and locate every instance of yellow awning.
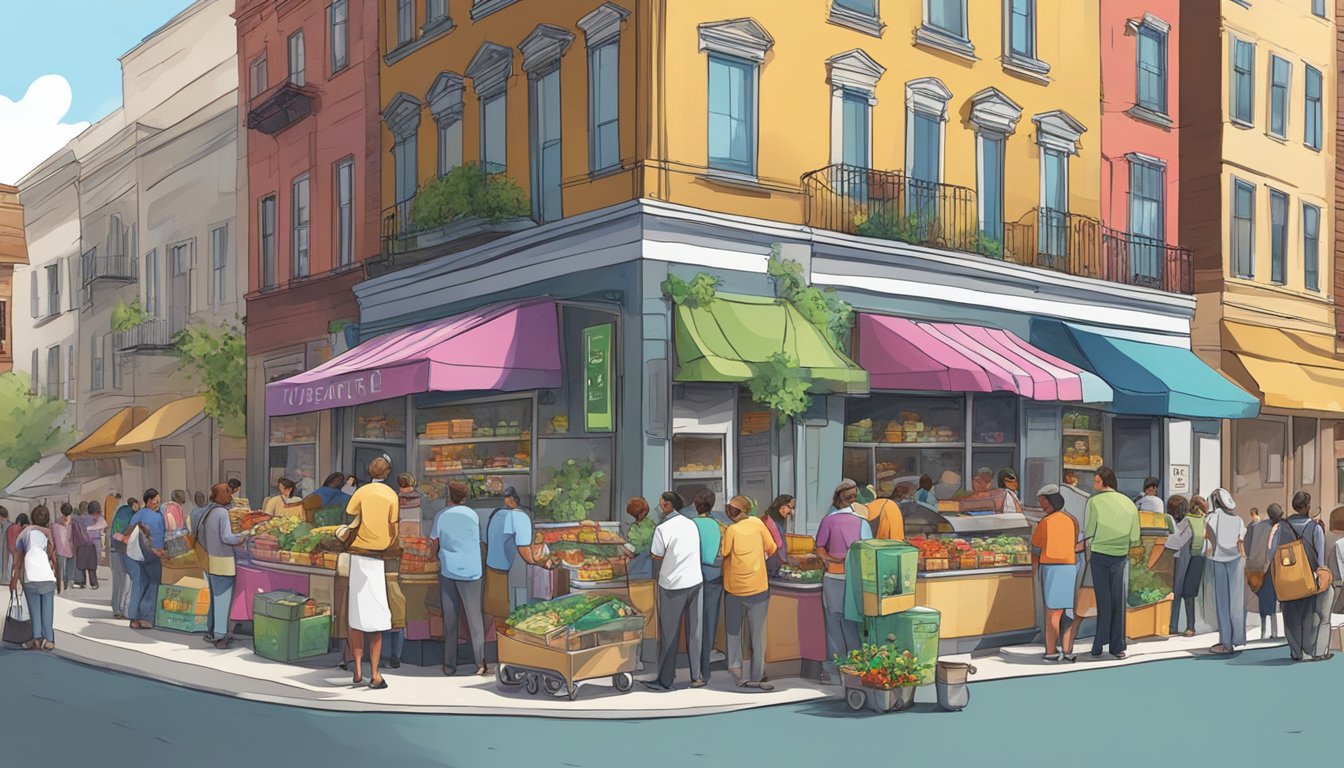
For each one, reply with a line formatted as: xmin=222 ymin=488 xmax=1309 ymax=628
xmin=114 ymin=396 xmax=207 ymax=452
xmin=66 ymin=407 xmax=147 ymax=460
xmin=1223 ymin=323 xmax=1344 ymax=412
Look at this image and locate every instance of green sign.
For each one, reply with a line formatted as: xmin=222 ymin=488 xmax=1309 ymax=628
xmin=583 ymin=323 xmax=614 ymax=431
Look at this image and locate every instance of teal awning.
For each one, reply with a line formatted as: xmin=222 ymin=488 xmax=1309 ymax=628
xmin=1030 ymin=320 xmax=1260 ymax=420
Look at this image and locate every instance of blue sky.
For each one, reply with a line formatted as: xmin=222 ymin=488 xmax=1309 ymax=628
xmin=0 ymin=0 xmax=195 ymax=124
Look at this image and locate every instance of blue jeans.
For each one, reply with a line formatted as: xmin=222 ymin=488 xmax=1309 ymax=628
xmin=110 ymin=551 xmax=130 ymax=616
xmin=384 ymin=629 xmax=405 ymax=661
xmin=128 ymin=557 xmax=162 ymax=623
xmin=205 ymin=573 xmax=235 ymax=639
xmin=23 ymin=581 xmax=56 ymax=643
xmin=57 ymin=556 xmax=73 ymax=588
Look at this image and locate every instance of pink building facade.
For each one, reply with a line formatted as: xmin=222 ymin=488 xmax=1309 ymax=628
xmin=1100 ymin=1 xmax=1181 ymax=251
xmin=236 ymin=0 xmax=381 ymax=500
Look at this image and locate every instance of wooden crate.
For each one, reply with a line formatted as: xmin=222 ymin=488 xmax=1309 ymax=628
xmin=1125 ymin=595 xmax=1173 ymax=640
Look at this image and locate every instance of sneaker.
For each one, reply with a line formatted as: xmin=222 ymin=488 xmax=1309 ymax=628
xmin=389 ymin=657 xmax=401 ymax=669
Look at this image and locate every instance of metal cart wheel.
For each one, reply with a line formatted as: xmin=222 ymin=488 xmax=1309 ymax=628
xmin=496 ymin=665 xmax=523 ymax=688
xmin=524 ymin=673 xmax=540 ymax=695
xmin=846 ymin=689 xmax=867 ymax=712
xmin=612 ymin=672 xmax=634 ymax=692
xmin=543 ymin=675 xmax=567 ymax=697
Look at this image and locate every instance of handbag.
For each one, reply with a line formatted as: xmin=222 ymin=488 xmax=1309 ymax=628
xmin=1246 ymin=567 xmax=1266 ymax=594
xmin=3 ymin=591 xmax=33 ymax=646
xmin=1272 ymin=521 xmax=1324 ymax=602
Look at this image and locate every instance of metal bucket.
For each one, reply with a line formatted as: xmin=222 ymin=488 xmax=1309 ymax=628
xmin=935 ymin=661 xmax=976 ymax=711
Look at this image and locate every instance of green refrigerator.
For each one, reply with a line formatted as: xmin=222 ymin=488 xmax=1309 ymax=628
xmin=860 ymin=606 xmax=941 ymax=685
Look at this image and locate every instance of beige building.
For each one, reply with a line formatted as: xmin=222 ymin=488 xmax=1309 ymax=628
xmin=0 ymin=185 xmax=26 ymax=374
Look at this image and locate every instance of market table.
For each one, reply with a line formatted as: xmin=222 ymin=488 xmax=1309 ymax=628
xmin=915 ymin=566 xmax=1035 ymax=643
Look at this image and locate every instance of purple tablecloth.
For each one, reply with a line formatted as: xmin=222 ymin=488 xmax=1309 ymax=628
xmin=230 ymin=563 xmax=311 ymax=621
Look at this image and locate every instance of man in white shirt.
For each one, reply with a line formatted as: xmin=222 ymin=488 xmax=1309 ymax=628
xmin=1135 ymin=476 xmax=1164 ymax=516
xmin=644 ymin=503 xmax=705 ymax=691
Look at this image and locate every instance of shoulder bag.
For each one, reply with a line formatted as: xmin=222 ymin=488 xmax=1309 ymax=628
xmin=2 ymin=591 xmax=33 ymax=646
xmin=1273 ymin=521 xmax=1324 ymax=602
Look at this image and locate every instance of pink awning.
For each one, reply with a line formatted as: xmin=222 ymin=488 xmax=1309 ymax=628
xmin=266 ymin=298 xmax=562 ymax=416
xmin=856 ymin=313 xmax=1085 ymax=401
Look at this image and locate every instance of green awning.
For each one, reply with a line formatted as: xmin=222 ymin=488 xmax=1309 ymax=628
xmin=672 ymin=293 xmax=869 ymax=394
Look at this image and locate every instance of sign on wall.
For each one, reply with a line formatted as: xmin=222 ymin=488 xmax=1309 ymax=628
xmin=583 ymin=323 xmax=614 ymax=432
xmin=1169 ymin=464 xmax=1190 ymax=495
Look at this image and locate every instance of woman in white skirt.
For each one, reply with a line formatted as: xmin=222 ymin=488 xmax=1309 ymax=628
xmin=340 ymin=456 xmax=400 ymax=689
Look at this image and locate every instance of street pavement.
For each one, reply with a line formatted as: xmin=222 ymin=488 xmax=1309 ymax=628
xmin=2 ymin=646 xmax=1336 ymax=767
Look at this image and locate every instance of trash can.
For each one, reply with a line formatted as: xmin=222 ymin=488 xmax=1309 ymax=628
xmin=935 ymin=661 xmax=976 ymax=711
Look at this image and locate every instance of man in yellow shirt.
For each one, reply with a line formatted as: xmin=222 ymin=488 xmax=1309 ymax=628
xmin=719 ymin=495 xmax=777 ymax=691
xmin=340 ymin=456 xmax=400 ymax=690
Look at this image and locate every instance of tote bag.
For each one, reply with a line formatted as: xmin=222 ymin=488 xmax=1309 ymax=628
xmin=1273 ymin=522 xmax=1323 ymax=602
xmin=126 ymin=525 xmax=149 ymax=562
xmin=3 ymin=591 xmax=33 ymax=645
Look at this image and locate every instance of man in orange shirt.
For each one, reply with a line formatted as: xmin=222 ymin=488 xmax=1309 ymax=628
xmin=1032 ymin=484 xmax=1081 ymax=663
xmin=719 ymin=495 xmax=777 ymax=690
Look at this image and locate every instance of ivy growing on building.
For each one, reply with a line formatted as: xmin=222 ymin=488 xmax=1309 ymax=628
xmin=766 ymin=245 xmax=854 ymax=354
xmin=110 ymin=297 xmax=150 ymax=333
xmin=174 ymin=320 xmax=247 ymax=438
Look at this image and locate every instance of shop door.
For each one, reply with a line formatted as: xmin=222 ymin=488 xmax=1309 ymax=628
xmin=1293 ymin=417 xmax=1319 ymax=509
xmin=1111 ymin=417 xmax=1159 ymax=498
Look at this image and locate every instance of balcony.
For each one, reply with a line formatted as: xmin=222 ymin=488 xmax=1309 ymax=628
xmin=246 ymin=81 xmax=317 ymax=136
xmin=802 ymin=164 xmax=1194 ymax=294
xmin=113 ymin=318 xmax=177 ymax=353
xmin=82 ymin=250 xmax=137 ymax=285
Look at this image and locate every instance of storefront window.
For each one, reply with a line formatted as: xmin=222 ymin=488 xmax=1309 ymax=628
xmin=350 ymin=399 xmax=407 ymax=482
xmin=1061 ymin=407 xmax=1103 ymax=488
xmin=415 ymin=395 xmax=533 ymax=506
xmin=971 ymin=393 xmax=1018 ymax=487
xmin=1112 ymin=417 xmax=1158 ymax=497
xmin=737 ymin=390 xmax=773 ymax=512
xmin=1235 ymin=417 xmax=1286 ymax=493
xmin=268 ymin=414 xmax=318 ymax=497
xmin=673 ymin=434 xmax=726 ymax=512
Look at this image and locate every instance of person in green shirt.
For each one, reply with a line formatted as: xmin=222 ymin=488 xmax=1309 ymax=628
xmin=624 ymin=497 xmax=657 ymax=579
xmin=1083 ymin=466 xmax=1142 ymax=659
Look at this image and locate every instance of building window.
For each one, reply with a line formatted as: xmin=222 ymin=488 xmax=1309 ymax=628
xmin=335 ymin=158 xmax=354 ymax=267
xmin=1136 ymin=23 xmax=1167 ymax=115
xmin=481 ymin=93 xmax=507 ymax=173
xmin=841 ymin=89 xmax=872 ymax=174
xmin=260 ymin=195 xmax=277 ymax=288
xmin=1303 ymin=202 xmax=1320 ymax=291
xmin=249 ymin=55 xmax=267 ymax=97
xmin=384 ymin=92 xmax=423 ymax=225
xmin=291 ymin=174 xmax=310 ymax=278
xmin=1006 ymin=0 xmax=1034 ymax=60
xmin=45 ymin=263 xmax=59 ymax=317
xmin=588 ymin=41 xmax=620 ymax=173
xmin=397 ymin=0 xmax=414 ymax=46
xmin=1231 ymin=38 xmax=1254 ymax=125
xmin=905 ymin=79 xmax=952 ymax=197
xmin=1039 ymin=148 xmax=1068 ymax=257
xmin=330 ymin=0 xmax=349 ymax=73
xmin=926 ymin=0 xmax=967 ymax=40
xmin=1305 ymin=65 xmax=1322 ymax=150
xmin=437 ymin=118 xmax=462 ymax=176
xmin=707 ymin=54 xmax=758 ymax=177
xmin=426 ymin=0 xmax=447 ymax=25
xmin=1231 ymin=179 xmax=1255 ymax=278
xmin=530 ymin=68 xmax=563 ymax=223
xmin=30 ymin=349 xmax=37 ymax=394
xmin=46 ymin=346 xmax=60 ymax=400
xmin=978 ymin=133 xmax=1004 ymax=241
xmin=210 ymin=225 xmax=228 ymax=304
xmin=169 ymin=242 xmax=191 ymax=330
xmin=110 ymin=334 xmax=122 ymax=390
xmin=287 ymin=31 xmax=305 ymax=86
xmin=89 ymin=336 xmax=100 ymax=392
xmin=144 ymin=248 xmax=160 ymax=318
xmin=1129 ymin=160 xmax=1164 ymax=243
xmin=836 ymin=0 xmax=877 ymax=15
xmin=827 ymin=49 xmax=883 ymax=195
xmin=66 ymin=344 xmax=74 ymax=402
xmin=1269 ymin=189 xmax=1288 ymax=285
xmin=393 ymin=136 xmax=418 ymax=207
xmin=29 ymin=271 xmax=37 ymax=318
xmin=1269 ymin=55 xmax=1290 ymax=139
xmin=1312 ymin=0 xmax=1326 ymax=18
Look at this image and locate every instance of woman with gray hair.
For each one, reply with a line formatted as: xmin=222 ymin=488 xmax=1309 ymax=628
xmin=1205 ymin=488 xmax=1247 ymax=654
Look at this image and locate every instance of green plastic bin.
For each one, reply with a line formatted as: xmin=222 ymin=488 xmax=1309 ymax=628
xmin=860 ymin=606 xmax=941 ymax=685
xmin=254 ymin=590 xmax=316 ymax=621
xmin=253 ymin=613 xmax=333 ymax=662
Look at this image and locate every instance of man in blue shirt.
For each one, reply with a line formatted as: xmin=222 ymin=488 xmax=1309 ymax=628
xmin=484 ymin=487 xmax=547 ymax=622
xmin=689 ymin=489 xmax=727 ymax=683
xmin=126 ymin=489 xmax=166 ymax=629
xmin=430 ymin=481 xmax=487 ymax=676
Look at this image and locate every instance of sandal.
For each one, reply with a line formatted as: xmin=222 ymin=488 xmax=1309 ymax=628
xmin=41 ymin=641 xmax=54 ymax=651
xmin=369 ymin=678 xmax=388 ymax=690
xmin=22 ymin=640 xmax=39 ymax=650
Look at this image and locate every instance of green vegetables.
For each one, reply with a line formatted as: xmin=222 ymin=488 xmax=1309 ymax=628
xmin=312 ymin=506 xmax=350 ymax=529
xmin=1127 ymin=552 xmax=1173 ymax=608
xmin=505 ymin=594 xmax=636 ymax=636
xmin=534 ymin=459 xmax=606 ymax=522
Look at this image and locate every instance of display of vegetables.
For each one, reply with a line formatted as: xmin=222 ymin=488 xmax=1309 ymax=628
xmin=908 ymin=534 xmax=1030 ymax=571
xmin=1127 ymin=554 xmax=1173 ymax=608
xmin=312 ymin=505 xmax=350 ymax=529
xmin=505 ymin=593 xmax=637 ymax=637
xmin=836 ymin=644 xmax=931 ymax=690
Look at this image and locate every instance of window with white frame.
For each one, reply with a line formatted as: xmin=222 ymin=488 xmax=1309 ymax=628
xmin=427 ymin=72 xmax=464 ymax=178
xmin=1303 ymin=202 xmax=1320 ymax=291
xmin=45 ymin=345 xmax=59 ymax=400
xmin=1231 ymin=179 xmax=1255 ymax=278
xmin=92 ymin=332 xmax=106 ymax=392
xmin=1269 ymin=188 xmax=1288 ymax=285
xmin=107 ymin=213 xmax=123 ymax=256
xmin=384 ymin=92 xmax=423 ymax=216
xmin=292 ymin=174 xmax=310 ymax=278
xmin=579 ymin=4 xmax=628 ymax=173
xmin=144 ymin=247 xmax=160 ymax=318
xmin=1033 ymin=111 xmax=1086 ymax=262
xmin=1006 ymin=0 xmax=1035 ymax=61
xmin=335 ymin=158 xmax=354 ymax=267
xmin=918 ymin=0 xmax=971 ymax=56
xmin=66 ymin=344 xmax=74 ymax=402
xmin=259 ymin=196 xmax=277 ymax=288
xmin=1305 ymin=65 xmax=1322 ymax=150
xmin=905 ymin=78 xmax=951 ymax=188
xmin=436 ymin=118 xmax=462 ymax=176
xmin=836 ymin=0 xmax=877 ymax=16
xmin=830 ymin=0 xmax=882 ymax=36
xmin=330 ymin=0 xmax=349 ymax=73
xmin=699 ymin=19 xmax=772 ymax=178
xmin=1313 ymin=0 xmax=1326 ymax=18
xmin=480 ymin=93 xmax=507 ymax=173
xmin=287 ymin=30 xmax=305 ymax=86
xmin=1269 ymin=55 xmax=1290 ymax=139
xmin=969 ymin=88 xmax=1021 ymax=245
xmin=1135 ymin=20 xmax=1167 ymax=115
xmin=827 ymin=49 xmax=883 ymax=200
xmin=1231 ymin=38 xmax=1254 ymax=125
xmin=28 ymin=271 xmax=37 ymax=318
xmin=521 ymin=24 xmax=574 ymax=223
xmin=110 ymin=334 xmax=122 ymax=389
xmin=426 ymin=0 xmax=448 ymax=26
xmin=210 ymin=225 xmax=228 ymax=304
xmin=466 ymin=43 xmax=513 ymax=174
xmin=397 ymin=0 xmax=414 ymax=46
xmin=45 ymin=263 xmax=59 ymax=317
xmin=250 ymin=55 xmax=267 ymax=97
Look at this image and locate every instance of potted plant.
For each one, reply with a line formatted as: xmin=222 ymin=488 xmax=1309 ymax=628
xmin=836 ymin=644 xmax=931 ymax=713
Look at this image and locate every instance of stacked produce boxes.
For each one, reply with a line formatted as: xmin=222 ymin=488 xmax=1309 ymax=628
xmin=252 ymin=591 xmax=333 ymax=662
xmin=155 ymin=579 xmax=211 ymax=633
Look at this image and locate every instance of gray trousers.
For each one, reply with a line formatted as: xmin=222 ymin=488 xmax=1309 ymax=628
xmin=1287 ymin=584 xmax=1336 ymax=659
xmin=1210 ymin=558 xmax=1246 ymax=648
xmin=822 ymin=575 xmax=861 ymax=665
xmin=110 ymin=551 xmax=131 ymax=616
xmin=1312 ymin=584 xmax=1335 ymax=657
xmin=439 ymin=576 xmax=486 ymax=669
xmin=725 ymin=590 xmax=769 ymax=683
xmin=656 ymin=583 xmax=704 ymax=687
xmin=700 ymin=578 xmax=724 ymax=682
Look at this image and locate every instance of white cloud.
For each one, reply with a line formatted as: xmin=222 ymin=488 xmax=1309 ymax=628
xmin=0 ymin=75 xmax=90 ymax=185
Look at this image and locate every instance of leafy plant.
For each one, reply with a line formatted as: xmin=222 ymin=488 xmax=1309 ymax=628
xmin=661 ymin=273 xmax=721 ymax=308
xmin=111 ymin=296 xmax=150 ymax=333
xmin=409 ymin=162 xmax=530 ymax=230
xmin=534 ymin=458 xmax=606 ymax=522
xmin=173 ymin=320 xmax=247 ymax=438
xmin=835 ymin=644 xmax=932 ymax=689
xmin=975 ymin=232 xmax=1004 ymax=259
xmin=746 ymin=352 xmax=812 ymax=424
xmin=855 ymin=209 xmax=934 ymax=245
xmin=766 ymin=247 xmax=854 ymax=353
xmin=0 ymin=372 xmax=74 ymax=488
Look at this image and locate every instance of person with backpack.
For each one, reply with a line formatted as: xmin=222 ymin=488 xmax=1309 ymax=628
xmin=1204 ymin=488 xmax=1247 ymax=655
xmin=1273 ymin=491 xmax=1334 ymax=661
xmin=197 ymin=483 xmax=249 ymax=648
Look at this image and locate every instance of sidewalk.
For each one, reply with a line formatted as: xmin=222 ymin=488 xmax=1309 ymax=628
xmin=43 ymin=569 xmax=1325 ymax=719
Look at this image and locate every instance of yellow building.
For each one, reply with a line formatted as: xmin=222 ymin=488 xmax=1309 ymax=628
xmin=1181 ymin=0 xmax=1340 ymax=512
xmin=377 ymin=0 xmax=1102 ymax=274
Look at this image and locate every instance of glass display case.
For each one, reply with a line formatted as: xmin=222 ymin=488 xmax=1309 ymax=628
xmin=268 ymin=414 xmax=318 ymax=498
xmin=671 ymin=434 xmax=725 ymax=509
xmin=533 ymin=521 xmax=628 ymax=584
xmin=1062 ymin=407 xmax=1104 ymax=473
xmin=854 ymin=540 xmax=918 ymax=615
xmin=906 ymin=533 xmax=1032 ymax=572
xmin=416 ymin=397 xmax=533 ymax=504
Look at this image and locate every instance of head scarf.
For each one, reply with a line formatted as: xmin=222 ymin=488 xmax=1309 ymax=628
xmin=1209 ymin=488 xmax=1237 ymax=514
